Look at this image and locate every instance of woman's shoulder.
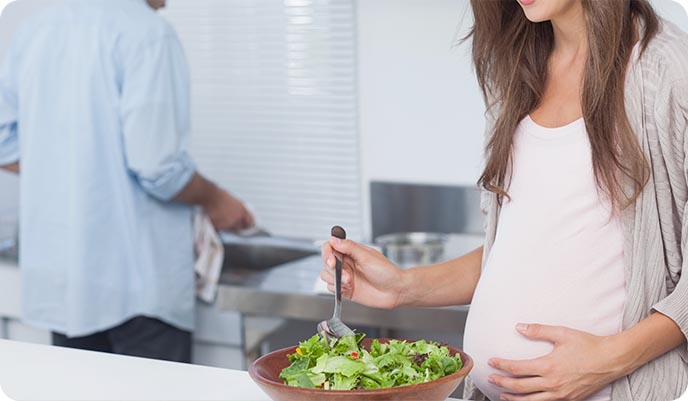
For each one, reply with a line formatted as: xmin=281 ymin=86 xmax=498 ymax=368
xmin=641 ymin=19 xmax=688 ymax=85
xmin=632 ymin=20 xmax=687 ymax=164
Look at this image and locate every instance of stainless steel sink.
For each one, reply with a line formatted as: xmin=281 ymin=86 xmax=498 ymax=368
xmin=220 ymin=233 xmax=320 ymax=271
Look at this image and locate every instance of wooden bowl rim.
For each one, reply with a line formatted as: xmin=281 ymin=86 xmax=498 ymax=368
xmin=248 ymin=338 xmax=474 ymax=395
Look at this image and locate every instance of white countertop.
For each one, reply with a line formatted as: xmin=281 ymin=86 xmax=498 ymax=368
xmin=0 ymin=339 xmax=269 ymax=401
xmin=0 ymin=340 xmax=466 ymax=401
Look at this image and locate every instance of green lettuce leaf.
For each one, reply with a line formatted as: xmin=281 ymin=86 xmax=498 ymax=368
xmin=280 ymin=335 xmax=462 ymax=390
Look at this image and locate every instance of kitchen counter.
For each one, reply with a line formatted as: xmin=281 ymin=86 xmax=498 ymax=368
xmin=0 ymin=339 xmax=266 ymax=401
xmin=0 ymin=339 xmax=466 ymax=401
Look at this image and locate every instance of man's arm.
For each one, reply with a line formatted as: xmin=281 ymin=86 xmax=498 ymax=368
xmin=0 ymin=162 xmax=19 ymax=173
xmin=174 ymin=173 xmax=254 ymax=230
xmin=118 ymin=32 xmax=253 ymax=231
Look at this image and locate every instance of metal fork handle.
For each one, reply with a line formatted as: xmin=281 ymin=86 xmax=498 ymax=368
xmin=333 ymin=257 xmax=342 ymax=319
xmin=330 ymin=225 xmax=347 ymax=320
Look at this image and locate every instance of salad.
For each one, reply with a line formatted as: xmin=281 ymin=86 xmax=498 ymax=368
xmin=279 ymin=334 xmax=463 ymax=390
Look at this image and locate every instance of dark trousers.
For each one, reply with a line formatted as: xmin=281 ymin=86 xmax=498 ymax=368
xmin=52 ymin=316 xmax=192 ymax=363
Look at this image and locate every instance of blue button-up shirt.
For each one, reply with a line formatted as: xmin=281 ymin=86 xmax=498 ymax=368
xmin=0 ymin=0 xmax=196 ymax=336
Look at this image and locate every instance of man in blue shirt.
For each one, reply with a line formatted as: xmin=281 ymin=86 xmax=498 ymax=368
xmin=0 ymin=0 xmax=253 ymax=362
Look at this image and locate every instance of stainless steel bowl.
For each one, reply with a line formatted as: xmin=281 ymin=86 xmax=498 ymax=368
xmin=374 ymin=232 xmax=447 ymax=268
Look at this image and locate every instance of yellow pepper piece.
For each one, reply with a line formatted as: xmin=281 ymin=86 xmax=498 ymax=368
xmin=296 ymin=347 xmax=303 ymax=356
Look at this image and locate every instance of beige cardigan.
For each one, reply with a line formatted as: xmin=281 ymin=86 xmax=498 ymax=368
xmin=464 ymin=20 xmax=688 ymax=401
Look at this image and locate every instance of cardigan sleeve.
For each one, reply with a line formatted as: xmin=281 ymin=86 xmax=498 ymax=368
xmin=651 ymin=74 xmax=688 ymax=352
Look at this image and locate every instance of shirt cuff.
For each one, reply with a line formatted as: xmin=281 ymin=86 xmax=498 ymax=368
xmin=0 ymin=125 xmax=19 ymax=166
xmin=138 ymin=152 xmax=196 ymax=201
xmin=652 ymin=279 xmax=688 ymax=362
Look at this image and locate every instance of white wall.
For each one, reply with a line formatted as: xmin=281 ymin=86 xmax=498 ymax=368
xmin=654 ymin=0 xmax=688 ymax=27
xmin=0 ymin=0 xmax=15 ymax=18
xmin=356 ymin=0 xmax=483 ymax=240
xmin=358 ymin=0 xmax=484 ymax=188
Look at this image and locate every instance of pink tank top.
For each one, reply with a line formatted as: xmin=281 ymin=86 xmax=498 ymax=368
xmin=463 ymin=116 xmax=626 ymax=401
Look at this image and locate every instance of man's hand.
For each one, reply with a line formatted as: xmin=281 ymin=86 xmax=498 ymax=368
xmin=0 ymin=162 xmax=19 ymax=174
xmin=203 ymin=187 xmax=254 ymax=231
xmin=174 ymin=173 xmax=255 ymax=231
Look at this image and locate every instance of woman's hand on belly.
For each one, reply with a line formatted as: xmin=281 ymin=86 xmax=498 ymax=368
xmin=487 ymin=323 xmax=624 ymax=401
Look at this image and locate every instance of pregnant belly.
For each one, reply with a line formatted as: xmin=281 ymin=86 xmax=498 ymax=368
xmin=463 ymin=250 xmax=625 ymax=401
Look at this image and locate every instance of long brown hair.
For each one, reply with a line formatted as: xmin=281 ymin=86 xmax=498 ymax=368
xmin=469 ymin=0 xmax=659 ymax=209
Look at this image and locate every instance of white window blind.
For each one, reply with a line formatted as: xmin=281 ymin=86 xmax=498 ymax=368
xmin=162 ymin=0 xmax=362 ymax=240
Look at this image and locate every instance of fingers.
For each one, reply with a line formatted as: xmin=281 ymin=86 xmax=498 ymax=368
xmin=321 ymin=242 xmax=336 ymax=269
xmin=236 ymin=202 xmax=255 ymax=229
xmin=320 ymin=266 xmax=334 ymax=285
xmin=319 ymin=260 xmax=352 ymax=287
xmin=489 ymin=356 xmax=550 ymax=377
xmin=328 ymin=237 xmax=364 ymax=259
xmin=320 ymin=242 xmax=353 ymax=288
xmin=326 ymin=284 xmax=353 ymax=299
xmin=233 ymin=214 xmax=248 ymax=231
xmin=244 ymin=208 xmax=255 ymax=228
xmin=239 ymin=215 xmax=250 ymax=230
xmin=320 ymin=242 xmax=351 ymax=279
xmin=341 ymin=269 xmax=351 ymax=286
xmin=489 ymin=375 xmax=552 ymax=395
xmin=321 ymin=239 xmax=363 ymax=292
xmin=516 ymin=323 xmax=568 ymax=343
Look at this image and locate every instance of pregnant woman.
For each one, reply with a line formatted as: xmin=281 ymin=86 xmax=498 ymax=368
xmin=320 ymin=1 xmax=688 ymax=400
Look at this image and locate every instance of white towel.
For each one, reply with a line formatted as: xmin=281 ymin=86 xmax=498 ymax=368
xmin=193 ymin=210 xmax=225 ymax=303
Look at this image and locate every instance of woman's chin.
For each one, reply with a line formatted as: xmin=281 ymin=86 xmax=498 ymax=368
xmin=517 ymin=0 xmax=556 ymax=23
xmin=522 ymin=9 xmax=552 ymax=23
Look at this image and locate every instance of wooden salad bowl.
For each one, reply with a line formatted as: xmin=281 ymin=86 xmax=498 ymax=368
xmin=248 ymin=338 xmax=473 ymax=401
